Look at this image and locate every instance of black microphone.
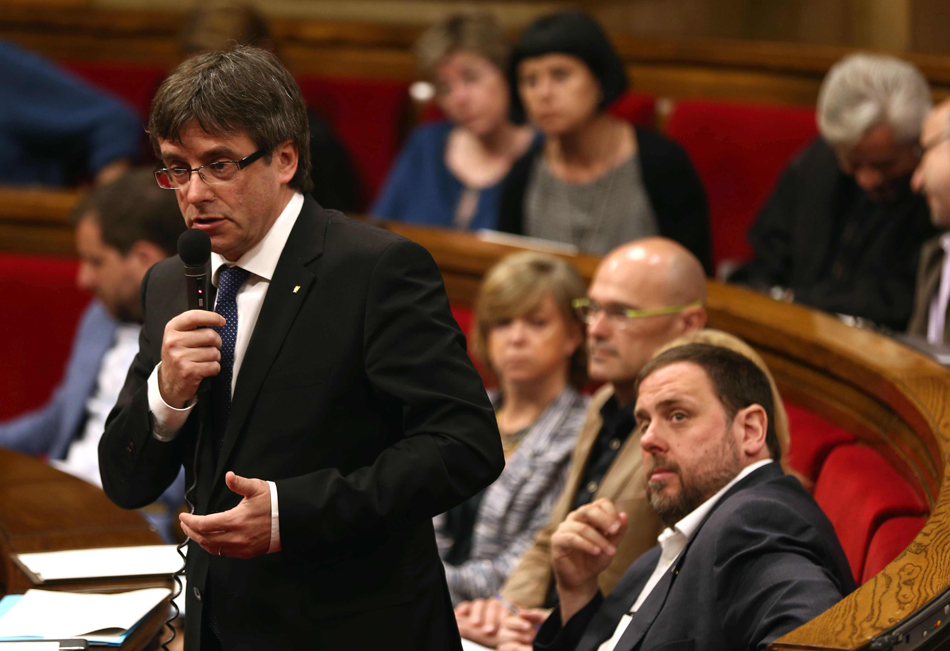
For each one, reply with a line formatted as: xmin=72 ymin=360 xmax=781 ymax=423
xmin=178 ymin=229 xmax=212 ymax=311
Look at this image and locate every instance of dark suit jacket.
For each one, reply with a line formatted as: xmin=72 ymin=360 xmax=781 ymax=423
xmin=98 ymin=197 xmax=504 ymax=649
xmin=729 ymin=138 xmax=935 ymax=331
xmin=534 ymin=463 xmax=856 ymax=651
xmin=907 ymin=234 xmax=947 ymax=340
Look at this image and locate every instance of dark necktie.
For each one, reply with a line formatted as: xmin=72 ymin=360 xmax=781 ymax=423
xmin=211 ymin=265 xmax=250 ymax=461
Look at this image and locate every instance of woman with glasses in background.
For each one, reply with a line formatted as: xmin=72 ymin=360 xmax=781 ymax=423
xmin=436 ymin=252 xmax=589 ymax=605
xmin=372 ymin=12 xmax=536 ymax=230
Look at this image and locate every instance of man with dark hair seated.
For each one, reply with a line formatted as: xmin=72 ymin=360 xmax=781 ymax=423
xmin=0 ymin=169 xmax=186 ymax=541
xmin=531 ymin=343 xmax=855 ymax=651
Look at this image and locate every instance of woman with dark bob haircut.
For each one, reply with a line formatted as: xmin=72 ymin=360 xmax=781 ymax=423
xmin=498 ymin=11 xmax=712 ymax=273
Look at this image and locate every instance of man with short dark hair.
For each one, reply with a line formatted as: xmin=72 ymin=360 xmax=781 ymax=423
xmin=0 ymin=169 xmax=185 ymax=539
xmin=98 ymin=46 xmax=503 ymax=650
xmin=532 ymin=343 xmax=854 ymax=651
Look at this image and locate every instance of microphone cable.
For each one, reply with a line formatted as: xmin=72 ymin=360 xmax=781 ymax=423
xmin=161 ymin=424 xmax=204 ymax=651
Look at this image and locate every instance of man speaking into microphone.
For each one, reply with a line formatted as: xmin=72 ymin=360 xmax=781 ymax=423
xmin=99 ymin=46 xmax=504 ymax=650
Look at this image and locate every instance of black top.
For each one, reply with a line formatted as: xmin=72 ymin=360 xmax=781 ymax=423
xmin=570 ymin=396 xmax=636 ymax=512
xmin=729 ymin=137 xmax=937 ymax=331
xmin=498 ymin=128 xmax=713 ymax=275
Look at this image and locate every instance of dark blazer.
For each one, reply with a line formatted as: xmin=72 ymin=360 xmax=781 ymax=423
xmin=98 ymin=197 xmax=504 ymax=650
xmin=729 ymin=138 xmax=936 ymax=331
xmin=534 ymin=463 xmax=856 ymax=651
xmin=907 ymin=234 xmax=947 ymax=340
xmin=497 ymin=128 xmax=712 ymax=276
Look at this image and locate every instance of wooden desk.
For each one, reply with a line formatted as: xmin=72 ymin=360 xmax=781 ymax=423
xmin=3 ymin=197 xmax=950 ymax=649
xmin=0 ymin=449 xmax=170 ymax=649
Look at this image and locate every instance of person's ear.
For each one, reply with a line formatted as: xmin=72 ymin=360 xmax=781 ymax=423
xmin=274 ymin=140 xmax=299 ymax=186
xmin=733 ymin=404 xmax=768 ymax=459
xmin=681 ymin=307 xmax=707 ymax=333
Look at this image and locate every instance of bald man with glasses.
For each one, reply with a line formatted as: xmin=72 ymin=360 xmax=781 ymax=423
xmin=456 ymin=238 xmax=707 ymax=650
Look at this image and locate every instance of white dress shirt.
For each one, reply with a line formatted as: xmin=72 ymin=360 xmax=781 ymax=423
xmin=927 ymin=233 xmax=950 ymax=345
xmin=596 ymin=459 xmax=774 ymax=651
xmin=145 ymin=191 xmax=305 ymax=553
xmin=51 ymin=323 xmax=141 ymax=486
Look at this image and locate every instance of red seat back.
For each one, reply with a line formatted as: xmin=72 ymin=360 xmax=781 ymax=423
xmin=0 ymin=254 xmax=90 ymax=421
xmin=862 ymin=515 xmax=927 ymax=583
xmin=296 ymin=76 xmax=410 ymax=209
xmin=665 ymin=100 xmax=817 ymax=270
xmin=58 ymin=60 xmax=167 ymax=122
xmin=783 ymin=401 xmax=855 ymax=484
xmin=813 ymin=444 xmax=927 ymax=581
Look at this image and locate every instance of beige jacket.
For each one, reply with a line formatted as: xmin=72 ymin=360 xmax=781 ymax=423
xmin=500 ymin=384 xmax=663 ymax=607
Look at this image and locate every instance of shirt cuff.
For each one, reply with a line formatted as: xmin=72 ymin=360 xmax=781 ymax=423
xmin=147 ymin=362 xmax=195 ymax=442
xmin=267 ymin=480 xmax=281 ymax=553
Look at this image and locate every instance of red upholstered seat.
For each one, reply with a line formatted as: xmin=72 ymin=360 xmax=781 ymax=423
xmin=861 ymin=515 xmax=927 ymax=584
xmin=783 ymin=401 xmax=855 ymax=483
xmin=813 ymin=444 xmax=927 ymax=582
xmin=664 ymin=100 xmax=817 ymax=271
xmin=58 ymin=60 xmax=168 ymax=121
xmin=296 ymin=76 xmax=410 ymax=209
xmin=607 ymin=92 xmax=656 ymax=128
xmin=0 ymin=254 xmax=90 ymax=421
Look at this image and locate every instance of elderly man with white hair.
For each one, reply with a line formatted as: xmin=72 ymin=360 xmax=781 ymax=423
xmin=730 ymin=53 xmax=938 ymax=331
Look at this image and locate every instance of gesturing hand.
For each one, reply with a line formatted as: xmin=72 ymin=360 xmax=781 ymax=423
xmin=551 ymin=498 xmax=628 ymax=621
xmin=159 ymin=310 xmax=225 ymax=408
xmin=179 ymin=472 xmax=274 ymax=559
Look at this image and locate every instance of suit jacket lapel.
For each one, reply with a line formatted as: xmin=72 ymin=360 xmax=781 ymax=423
xmin=211 ymin=197 xmax=328 ymax=489
xmin=613 ymin=464 xmax=784 ymax=650
xmin=908 ymin=236 xmax=944 ymax=337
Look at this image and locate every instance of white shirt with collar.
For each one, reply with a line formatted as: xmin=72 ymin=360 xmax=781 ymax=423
xmin=596 ymin=459 xmax=775 ymax=651
xmin=145 ymin=190 xmax=305 ymax=554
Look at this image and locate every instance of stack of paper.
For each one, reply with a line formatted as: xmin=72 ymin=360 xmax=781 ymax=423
xmin=13 ymin=545 xmax=183 ymax=584
xmin=0 ymin=588 xmax=170 ymax=646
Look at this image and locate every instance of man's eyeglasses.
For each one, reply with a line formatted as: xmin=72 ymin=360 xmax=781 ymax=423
xmin=572 ymin=298 xmax=702 ymax=330
xmin=154 ymin=149 xmax=266 ymax=189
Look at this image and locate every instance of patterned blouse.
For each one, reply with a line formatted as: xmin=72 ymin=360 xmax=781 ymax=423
xmin=435 ymin=386 xmax=590 ymax=604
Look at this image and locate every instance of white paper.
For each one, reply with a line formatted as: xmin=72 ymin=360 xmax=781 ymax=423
xmin=15 ymin=545 xmax=183 ymax=582
xmin=0 ymin=644 xmax=62 ymax=650
xmin=461 ymin=640 xmax=494 ymax=651
xmin=0 ymin=588 xmax=170 ymax=639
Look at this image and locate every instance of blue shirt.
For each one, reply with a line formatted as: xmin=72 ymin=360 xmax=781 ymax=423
xmin=0 ymin=40 xmax=141 ymax=185
xmin=372 ymin=122 xmax=511 ymax=230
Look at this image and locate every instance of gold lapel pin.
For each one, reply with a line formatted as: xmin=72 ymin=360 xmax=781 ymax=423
xmin=293 ymin=285 xmax=300 ymax=294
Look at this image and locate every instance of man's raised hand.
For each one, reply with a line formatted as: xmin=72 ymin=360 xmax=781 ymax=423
xmin=550 ymin=498 xmax=628 ymax=622
xmin=159 ymin=310 xmax=225 ymax=408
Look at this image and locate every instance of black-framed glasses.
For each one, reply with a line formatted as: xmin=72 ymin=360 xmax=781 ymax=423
xmin=572 ymin=298 xmax=702 ymax=330
xmin=154 ymin=149 xmax=266 ymax=189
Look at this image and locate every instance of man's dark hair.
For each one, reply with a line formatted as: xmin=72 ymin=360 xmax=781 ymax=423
xmin=638 ymin=343 xmax=783 ymax=463
xmin=71 ymin=168 xmax=185 ymax=256
xmin=148 ymin=45 xmax=313 ymax=193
